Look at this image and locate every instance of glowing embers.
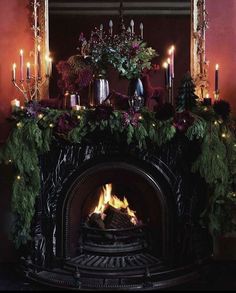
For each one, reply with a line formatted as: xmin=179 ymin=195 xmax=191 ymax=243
xmin=88 ymin=183 xmax=140 ymax=229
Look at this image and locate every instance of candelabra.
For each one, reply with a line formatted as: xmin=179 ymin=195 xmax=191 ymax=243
xmin=11 ymin=0 xmax=52 ymax=102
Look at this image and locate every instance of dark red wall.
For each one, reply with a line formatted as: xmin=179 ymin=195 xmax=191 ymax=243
xmin=49 ymin=14 xmax=190 ymax=99
xmin=0 ymin=0 xmax=33 ymax=262
xmin=206 ymin=0 xmax=236 ymax=113
xmin=0 ymin=0 xmax=33 ymax=143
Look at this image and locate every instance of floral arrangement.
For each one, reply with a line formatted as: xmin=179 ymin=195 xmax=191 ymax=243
xmin=56 ymin=54 xmax=93 ymax=94
xmin=56 ymin=24 xmax=157 ymax=97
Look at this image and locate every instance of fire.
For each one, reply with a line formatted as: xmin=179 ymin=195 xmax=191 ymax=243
xmin=92 ymin=183 xmax=138 ymax=225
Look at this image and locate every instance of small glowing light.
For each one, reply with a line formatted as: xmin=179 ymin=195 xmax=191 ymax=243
xmin=167 ymin=58 xmax=171 ymax=64
xmin=16 ymin=122 xmax=22 ymax=128
xmin=217 ymin=155 xmax=220 ymax=159
xmin=8 ymin=160 xmax=12 ymax=163
xmin=232 ymin=193 xmax=236 ymax=198
xmin=49 ymin=123 xmax=54 ymax=128
xmin=20 ymin=49 xmax=23 ymax=56
xmin=138 ymin=115 xmax=143 ymax=120
xmin=37 ymin=45 xmax=41 ymax=52
xmin=152 ymin=123 xmax=156 ymax=127
xmin=162 ymin=62 xmax=168 ymax=69
xmin=221 ymin=133 xmax=226 ymax=138
xmin=17 ymin=175 xmax=21 ymax=180
xmin=214 ymin=121 xmax=218 ymax=125
xmin=168 ymin=45 xmax=175 ymax=55
xmin=216 ymin=64 xmax=219 ymax=70
xmin=77 ymin=115 xmax=81 ymax=120
xmin=203 ymin=107 xmax=208 ymax=111
xmin=234 ymin=143 xmax=236 ymax=147
xmin=38 ymin=114 xmax=43 ymax=119
xmin=13 ymin=63 xmax=17 ymax=70
xmin=206 ymin=93 xmax=210 ymax=99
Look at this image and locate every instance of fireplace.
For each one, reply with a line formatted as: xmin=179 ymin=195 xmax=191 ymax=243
xmin=23 ymin=138 xmax=213 ymax=290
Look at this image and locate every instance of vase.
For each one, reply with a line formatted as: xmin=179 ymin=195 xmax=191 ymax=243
xmin=127 ymin=78 xmax=144 ymax=112
xmin=127 ymin=78 xmax=144 ymax=97
xmin=89 ymin=78 xmax=110 ymax=106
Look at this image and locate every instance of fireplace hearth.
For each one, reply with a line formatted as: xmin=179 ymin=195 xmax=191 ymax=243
xmin=22 ymin=137 xmax=212 ymax=290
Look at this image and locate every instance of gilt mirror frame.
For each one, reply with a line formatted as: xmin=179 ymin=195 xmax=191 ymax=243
xmin=38 ymin=0 xmax=208 ymax=99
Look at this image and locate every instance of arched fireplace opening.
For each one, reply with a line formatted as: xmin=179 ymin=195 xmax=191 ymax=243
xmin=57 ymin=158 xmax=177 ymax=263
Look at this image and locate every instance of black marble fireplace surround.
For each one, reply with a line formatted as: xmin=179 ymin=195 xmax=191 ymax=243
xmin=22 ymin=135 xmax=213 ymax=290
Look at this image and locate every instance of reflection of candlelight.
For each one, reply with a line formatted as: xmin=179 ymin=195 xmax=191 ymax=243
xmin=20 ymin=49 xmax=24 ymax=81
xmin=215 ymin=64 xmax=219 ymax=92
xmin=26 ymin=62 xmax=30 ymax=80
xmin=45 ymin=55 xmax=52 ymax=76
xmin=12 ymin=63 xmax=16 ymax=81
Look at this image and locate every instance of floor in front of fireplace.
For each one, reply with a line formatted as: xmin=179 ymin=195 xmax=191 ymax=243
xmin=0 ymin=260 xmax=236 ymax=291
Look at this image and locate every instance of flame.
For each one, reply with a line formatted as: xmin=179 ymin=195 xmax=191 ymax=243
xmin=92 ymin=183 xmax=138 ymax=225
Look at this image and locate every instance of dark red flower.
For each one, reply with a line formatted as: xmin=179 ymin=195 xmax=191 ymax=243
xmin=56 ymin=113 xmax=78 ymax=135
xmin=173 ymin=111 xmax=194 ymax=133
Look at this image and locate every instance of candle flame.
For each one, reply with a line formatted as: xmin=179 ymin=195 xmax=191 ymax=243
xmin=216 ymin=64 xmax=219 ymax=70
xmin=163 ymin=62 xmax=168 ymax=69
xmin=206 ymin=93 xmax=209 ymax=98
xmin=13 ymin=63 xmax=16 ymax=69
xmin=168 ymin=45 xmax=175 ymax=55
xmin=167 ymin=58 xmax=171 ymax=64
xmin=20 ymin=49 xmax=23 ymax=56
xmin=27 ymin=62 xmax=30 ymax=68
xmin=38 ymin=45 xmax=41 ymax=51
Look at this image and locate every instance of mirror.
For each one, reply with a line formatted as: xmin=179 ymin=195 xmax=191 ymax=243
xmin=39 ymin=0 xmax=208 ymax=101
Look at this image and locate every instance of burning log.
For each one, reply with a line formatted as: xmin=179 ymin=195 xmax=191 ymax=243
xmin=104 ymin=205 xmax=134 ymax=229
xmin=87 ymin=213 xmax=105 ymax=230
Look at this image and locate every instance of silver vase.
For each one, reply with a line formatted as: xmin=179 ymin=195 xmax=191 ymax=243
xmin=89 ymin=78 xmax=110 ymax=106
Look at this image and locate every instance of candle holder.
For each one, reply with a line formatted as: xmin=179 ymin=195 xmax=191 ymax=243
xmin=11 ymin=0 xmax=51 ymax=102
xmin=12 ymin=75 xmax=49 ymax=102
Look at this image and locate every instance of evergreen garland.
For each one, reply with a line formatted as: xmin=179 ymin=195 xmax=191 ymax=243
xmin=0 ymin=104 xmax=236 ymax=247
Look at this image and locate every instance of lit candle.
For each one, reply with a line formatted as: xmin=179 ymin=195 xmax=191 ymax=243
xmin=37 ymin=45 xmax=41 ymax=79
xmin=20 ymin=49 xmax=24 ymax=81
xmin=140 ymin=22 xmax=144 ymax=39
xmin=163 ymin=62 xmax=168 ymax=88
xmin=11 ymin=98 xmax=20 ymax=111
xmin=203 ymin=93 xmax=212 ymax=106
xmin=12 ymin=63 xmax=16 ymax=81
xmin=215 ymin=64 xmax=219 ymax=92
xmin=167 ymin=58 xmax=171 ymax=88
xmin=109 ymin=20 xmax=113 ymax=36
xmin=130 ymin=19 xmax=134 ymax=35
xmin=168 ymin=45 xmax=175 ymax=78
xmin=26 ymin=62 xmax=30 ymax=80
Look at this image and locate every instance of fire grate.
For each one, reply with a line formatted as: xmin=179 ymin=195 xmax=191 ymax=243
xmin=64 ymin=253 xmax=161 ymax=272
